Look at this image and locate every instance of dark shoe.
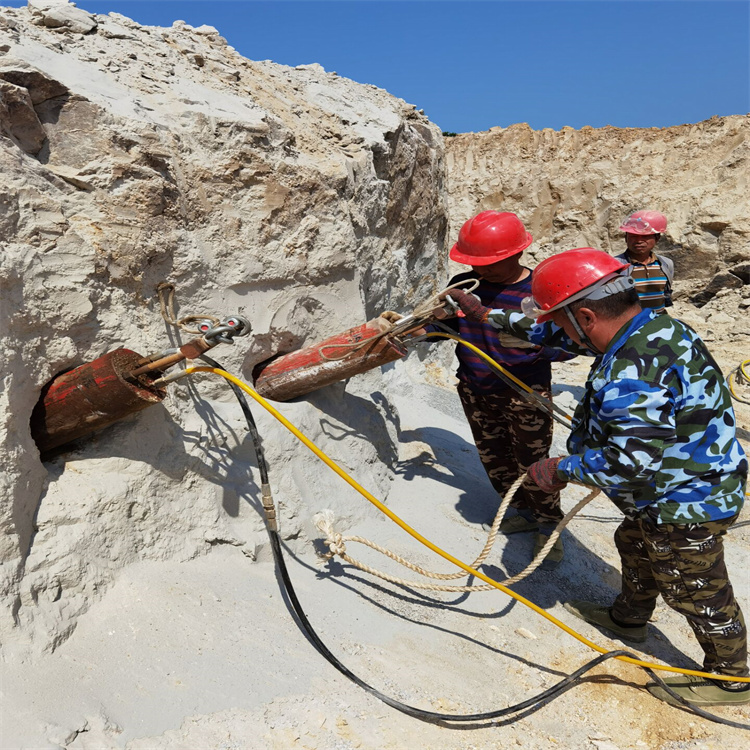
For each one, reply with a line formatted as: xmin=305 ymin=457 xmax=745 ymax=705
xmin=647 ymin=674 xmax=750 ymax=706
xmin=563 ymin=600 xmax=648 ymax=643
xmin=533 ymin=533 xmax=564 ymax=570
xmin=498 ymin=514 xmax=539 ymax=534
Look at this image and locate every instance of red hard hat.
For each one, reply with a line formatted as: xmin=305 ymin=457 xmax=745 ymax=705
xmin=619 ymin=210 xmax=667 ymax=235
xmin=527 ymin=248 xmax=630 ymax=322
xmin=449 ymin=211 xmax=533 ymax=266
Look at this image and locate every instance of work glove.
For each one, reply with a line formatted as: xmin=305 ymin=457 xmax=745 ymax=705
xmin=526 ymin=457 xmax=567 ymax=494
xmin=441 ymin=289 xmax=492 ymax=323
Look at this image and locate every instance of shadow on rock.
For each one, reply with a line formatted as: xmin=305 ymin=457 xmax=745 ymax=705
xmin=46 ymin=385 xmax=263 ymax=520
xmin=304 ymin=385 xmax=401 ymax=467
xmin=281 ymin=541 xmax=569 ymax=680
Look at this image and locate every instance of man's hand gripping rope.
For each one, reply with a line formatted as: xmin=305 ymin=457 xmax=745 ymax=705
xmin=440 ymin=288 xmax=493 ymax=323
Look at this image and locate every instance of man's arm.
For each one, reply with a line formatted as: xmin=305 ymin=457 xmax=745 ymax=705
xmin=442 ymin=289 xmax=589 ymax=355
xmin=558 ymin=378 xmax=675 ymax=491
xmin=487 ymin=309 xmax=590 ymax=356
xmin=658 ymin=255 xmax=675 ymax=308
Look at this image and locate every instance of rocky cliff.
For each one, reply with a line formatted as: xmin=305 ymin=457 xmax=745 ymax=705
xmin=0 ymin=0 xmax=447 ymax=660
xmin=2 ymin=4 xmax=750 ymax=750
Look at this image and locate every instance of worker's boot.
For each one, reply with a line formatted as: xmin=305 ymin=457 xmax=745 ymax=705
xmin=499 ymin=508 xmax=539 ymax=536
xmin=533 ymin=532 xmax=564 ymax=570
xmin=498 ymin=514 xmax=539 ymax=534
xmin=484 ymin=511 xmax=539 ymax=534
xmin=647 ymin=674 xmax=750 ymax=706
xmin=563 ymin=600 xmax=648 ymax=643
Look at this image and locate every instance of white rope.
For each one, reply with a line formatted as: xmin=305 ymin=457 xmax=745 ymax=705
xmin=314 ymin=475 xmax=600 ymax=591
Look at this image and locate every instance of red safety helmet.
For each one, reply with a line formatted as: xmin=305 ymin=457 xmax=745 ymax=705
xmin=619 ymin=210 xmax=667 ymax=235
xmin=449 ymin=211 xmax=533 ymax=266
xmin=522 ymin=248 xmax=631 ymax=323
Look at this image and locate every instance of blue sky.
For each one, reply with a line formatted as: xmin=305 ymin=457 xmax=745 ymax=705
xmin=7 ymin=1 xmax=749 ymax=133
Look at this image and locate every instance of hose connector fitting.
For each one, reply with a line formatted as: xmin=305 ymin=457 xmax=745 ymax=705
xmin=261 ymin=482 xmax=277 ymax=531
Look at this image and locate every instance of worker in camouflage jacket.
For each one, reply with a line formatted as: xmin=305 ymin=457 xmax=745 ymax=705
xmin=445 ymin=247 xmax=749 ymax=707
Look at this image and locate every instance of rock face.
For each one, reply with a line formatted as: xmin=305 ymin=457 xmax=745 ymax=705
xmin=0 ymin=2 xmax=447 ymax=659
xmin=444 ymin=117 xmax=750 ymax=305
xmin=2 ymin=5 xmax=750 ymax=750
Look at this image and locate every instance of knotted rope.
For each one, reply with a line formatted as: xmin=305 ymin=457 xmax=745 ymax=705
xmin=157 ymin=282 xmax=220 ymax=334
xmin=315 ymin=475 xmax=599 ymax=591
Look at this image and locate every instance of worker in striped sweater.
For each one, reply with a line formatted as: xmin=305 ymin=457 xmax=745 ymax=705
xmin=615 ymin=210 xmax=674 ymax=313
xmin=430 ymin=211 xmax=575 ymax=568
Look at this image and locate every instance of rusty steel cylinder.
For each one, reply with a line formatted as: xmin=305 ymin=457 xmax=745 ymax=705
xmin=253 ymin=316 xmax=405 ymax=402
xmin=30 ymin=348 xmax=167 ymax=455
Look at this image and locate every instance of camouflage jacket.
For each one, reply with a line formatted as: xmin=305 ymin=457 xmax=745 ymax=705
xmin=487 ymin=307 xmax=748 ymax=523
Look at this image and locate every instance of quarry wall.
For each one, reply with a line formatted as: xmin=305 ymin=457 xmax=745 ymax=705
xmin=444 ymin=116 xmax=750 ymax=306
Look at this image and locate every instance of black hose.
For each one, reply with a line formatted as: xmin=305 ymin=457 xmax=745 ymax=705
xmin=202 ymin=355 xmax=749 ymax=729
xmin=640 ymin=667 xmax=750 ymax=731
xmin=200 ymin=354 xmax=269 ymax=486
xmin=269 ymin=527 xmax=633 ymax=723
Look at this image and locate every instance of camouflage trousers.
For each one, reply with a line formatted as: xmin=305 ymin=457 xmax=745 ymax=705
xmin=612 ymin=514 xmax=748 ymax=677
xmin=458 ymin=381 xmax=562 ymax=523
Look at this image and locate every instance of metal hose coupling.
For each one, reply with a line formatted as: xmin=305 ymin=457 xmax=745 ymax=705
xmin=127 ymin=315 xmax=252 ymax=381
xmin=261 ymin=482 xmax=277 ymax=531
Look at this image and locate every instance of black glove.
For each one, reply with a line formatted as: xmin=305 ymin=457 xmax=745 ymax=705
xmin=444 ymin=289 xmax=492 ymax=323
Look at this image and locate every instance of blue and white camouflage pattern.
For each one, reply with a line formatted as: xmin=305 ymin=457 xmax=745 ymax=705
xmin=487 ymin=307 xmax=748 ymax=524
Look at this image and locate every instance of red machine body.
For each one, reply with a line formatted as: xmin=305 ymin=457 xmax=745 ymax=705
xmin=30 ymin=348 xmax=166 ymax=456
xmin=253 ymin=316 xmax=405 ymax=402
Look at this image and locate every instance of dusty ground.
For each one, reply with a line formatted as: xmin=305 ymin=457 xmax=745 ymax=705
xmin=3 ymin=300 xmax=749 ymax=749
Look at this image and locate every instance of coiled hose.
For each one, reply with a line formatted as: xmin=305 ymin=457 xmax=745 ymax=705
xmin=728 ymin=358 xmax=750 ymax=405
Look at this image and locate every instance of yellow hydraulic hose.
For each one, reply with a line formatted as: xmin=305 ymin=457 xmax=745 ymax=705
xmin=728 ymin=358 xmax=750 ymax=405
xmin=423 ymin=331 xmax=573 ymax=424
xmin=183 ymin=365 xmax=749 ymax=684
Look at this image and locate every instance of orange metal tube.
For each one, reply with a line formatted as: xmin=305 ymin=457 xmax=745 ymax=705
xmin=30 ymin=348 xmax=166 ymax=456
xmin=253 ymin=316 xmax=405 ymax=402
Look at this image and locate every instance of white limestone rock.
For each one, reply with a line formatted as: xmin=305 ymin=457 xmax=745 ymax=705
xmin=0 ymin=2 xmax=447 ymax=660
xmin=28 ymin=0 xmax=97 ymax=35
xmin=0 ymin=78 xmax=47 ymax=153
